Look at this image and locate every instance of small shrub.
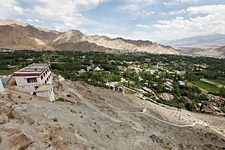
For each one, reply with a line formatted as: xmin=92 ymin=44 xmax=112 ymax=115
xmin=93 ymin=129 xmax=97 ymax=133
xmin=53 ymin=118 xmax=58 ymax=122
xmin=7 ymin=112 xmax=15 ymax=119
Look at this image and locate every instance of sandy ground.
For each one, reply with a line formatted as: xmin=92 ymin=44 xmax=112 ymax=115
xmin=0 ymin=79 xmax=225 ymax=150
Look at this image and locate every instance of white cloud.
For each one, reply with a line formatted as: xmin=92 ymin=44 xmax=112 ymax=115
xmin=168 ymin=9 xmax=186 ymax=15
xmin=120 ymin=0 xmax=198 ymax=18
xmin=136 ymin=24 xmax=152 ymax=29
xmin=0 ymin=0 xmax=24 ymax=18
xmin=145 ymin=5 xmax=225 ymax=41
xmin=120 ymin=0 xmax=155 ymax=18
xmin=28 ymin=0 xmax=106 ymax=30
xmin=187 ymin=4 xmax=225 ymax=15
xmin=163 ymin=0 xmax=198 ymax=5
xmin=0 ymin=0 xmax=106 ymax=31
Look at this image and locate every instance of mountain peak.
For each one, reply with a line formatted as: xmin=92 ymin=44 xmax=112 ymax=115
xmin=0 ymin=19 xmax=27 ymax=27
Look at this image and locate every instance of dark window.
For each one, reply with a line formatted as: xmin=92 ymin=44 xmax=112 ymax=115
xmin=27 ymin=78 xmax=37 ymax=83
xmin=41 ymin=75 xmax=43 ymax=80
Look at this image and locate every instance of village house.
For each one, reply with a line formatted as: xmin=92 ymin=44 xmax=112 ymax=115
xmin=164 ymin=81 xmax=173 ymax=91
xmin=77 ymin=69 xmax=86 ymax=75
xmin=178 ymin=81 xmax=186 ymax=86
xmin=94 ymin=66 xmax=103 ymax=71
xmin=106 ymin=82 xmax=124 ymax=93
xmin=13 ymin=63 xmax=55 ymax=102
xmin=120 ymin=78 xmax=128 ymax=83
xmin=86 ymin=66 xmax=92 ymax=72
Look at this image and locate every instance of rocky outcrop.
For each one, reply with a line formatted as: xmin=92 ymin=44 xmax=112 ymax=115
xmin=2 ymin=128 xmax=34 ymax=150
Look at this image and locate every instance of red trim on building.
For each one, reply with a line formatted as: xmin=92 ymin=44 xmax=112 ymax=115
xmin=13 ymin=73 xmax=41 ymax=77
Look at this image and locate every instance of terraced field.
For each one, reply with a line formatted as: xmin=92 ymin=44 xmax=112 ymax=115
xmin=193 ymin=81 xmax=220 ymax=94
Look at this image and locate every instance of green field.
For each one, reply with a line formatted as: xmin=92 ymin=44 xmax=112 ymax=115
xmin=209 ymin=79 xmax=225 ymax=86
xmin=193 ymin=81 xmax=220 ymax=94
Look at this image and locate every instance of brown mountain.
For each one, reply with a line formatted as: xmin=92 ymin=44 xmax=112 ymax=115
xmin=0 ymin=19 xmax=180 ymax=54
xmin=54 ymin=41 xmax=108 ymax=52
xmin=0 ymin=19 xmax=59 ymax=50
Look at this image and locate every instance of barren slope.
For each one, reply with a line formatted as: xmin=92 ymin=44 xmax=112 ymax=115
xmin=0 ymin=79 xmax=224 ymax=150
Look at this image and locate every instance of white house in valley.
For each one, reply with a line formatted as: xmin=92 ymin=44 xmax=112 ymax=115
xmin=13 ymin=63 xmax=55 ymax=101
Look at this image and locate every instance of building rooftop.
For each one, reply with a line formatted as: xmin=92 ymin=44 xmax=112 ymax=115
xmin=13 ymin=63 xmax=50 ymax=75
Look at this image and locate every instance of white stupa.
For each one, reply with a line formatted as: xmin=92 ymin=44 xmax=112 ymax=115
xmin=0 ymin=78 xmax=4 ymax=93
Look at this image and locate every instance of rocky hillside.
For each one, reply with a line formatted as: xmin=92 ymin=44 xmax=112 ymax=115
xmin=0 ymin=19 xmax=179 ymax=54
xmin=0 ymin=79 xmax=224 ymax=149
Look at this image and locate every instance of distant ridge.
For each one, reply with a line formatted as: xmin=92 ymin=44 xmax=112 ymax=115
xmin=168 ymin=33 xmax=225 ymax=49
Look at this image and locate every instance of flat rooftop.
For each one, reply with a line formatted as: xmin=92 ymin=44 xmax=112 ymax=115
xmin=14 ymin=63 xmax=50 ymax=74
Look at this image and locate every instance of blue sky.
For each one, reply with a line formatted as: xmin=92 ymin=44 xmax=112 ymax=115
xmin=0 ymin=0 xmax=225 ymax=42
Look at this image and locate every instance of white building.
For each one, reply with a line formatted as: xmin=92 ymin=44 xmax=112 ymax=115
xmin=13 ymin=63 xmax=52 ymax=93
xmin=13 ymin=63 xmax=55 ymax=101
xmin=94 ymin=66 xmax=103 ymax=71
xmin=178 ymin=81 xmax=185 ymax=86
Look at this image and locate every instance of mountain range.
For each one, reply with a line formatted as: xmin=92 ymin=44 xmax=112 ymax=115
xmin=0 ymin=19 xmax=179 ymax=55
xmin=168 ymin=33 xmax=225 ymax=49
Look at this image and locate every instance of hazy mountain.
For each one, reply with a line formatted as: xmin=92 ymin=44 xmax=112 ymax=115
xmin=216 ymin=46 xmax=225 ymax=52
xmin=185 ymin=45 xmax=225 ymax=57
xmin=169 ymin=34 xmax=225 ymax=49
xmin=0 ymin=19 xmax=179 ymax=54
